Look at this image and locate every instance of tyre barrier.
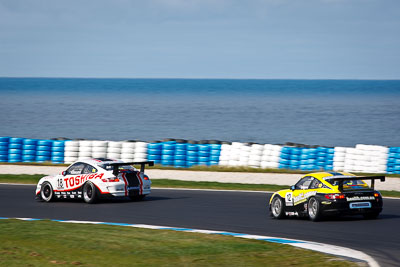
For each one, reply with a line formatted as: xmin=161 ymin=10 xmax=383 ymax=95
xmin=0 ymin=136 xmax=397 ymax=173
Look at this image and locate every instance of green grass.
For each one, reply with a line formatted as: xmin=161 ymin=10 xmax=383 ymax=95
xmin=0 ymin=219 xmax=359 ymax=267
xmin=1 ymin=174 xmax=399 ymax=198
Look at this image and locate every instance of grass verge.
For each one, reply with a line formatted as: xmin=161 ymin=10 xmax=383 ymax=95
xmin=1 ymin=174 xmax=399 ymax=198
xmin=0 ymin=219 xmax=358 ymax=267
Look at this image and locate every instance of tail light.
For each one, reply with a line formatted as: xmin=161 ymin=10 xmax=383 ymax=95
xmin=324 ymin=194 xmax=345 ymax=200
xmin=374 ymin=192 xmax=381 ymax=198
xmin=143 ymin=175 xmax=149 ymax=181
xmin=102 ymin=177 xmax=120 ymax=182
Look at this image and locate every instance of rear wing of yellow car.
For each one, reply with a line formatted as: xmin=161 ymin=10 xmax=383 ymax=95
xmin=325 ymin=176 xmax=385 ymax=191
xmin=108 ymin=161 xmax=154 ymax=176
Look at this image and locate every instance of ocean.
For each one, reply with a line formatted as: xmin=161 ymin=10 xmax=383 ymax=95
xmin=0 ymin=78 xmax=399 ymax=147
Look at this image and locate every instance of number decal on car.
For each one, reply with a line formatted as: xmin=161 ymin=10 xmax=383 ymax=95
xmin=285 ymin=192 xmax=293 ymax=206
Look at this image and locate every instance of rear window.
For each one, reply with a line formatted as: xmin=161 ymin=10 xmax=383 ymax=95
xmin=326 ymin=179 xmax=369 ymax=190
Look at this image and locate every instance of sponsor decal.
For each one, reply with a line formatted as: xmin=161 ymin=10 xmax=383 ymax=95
xmin=293 ymin=191 xmax=317 ymax=205
xmin=346 ymin=196 xmax=375 ymax=202
xmin=59 ymin=173 xmax=105 ymax=190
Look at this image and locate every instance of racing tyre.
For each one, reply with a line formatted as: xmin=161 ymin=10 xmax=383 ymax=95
xmin=41 ymin=182 xmax=54 ymax=202
xmin=270 ymin=196 xmax=286 ymax=219
xmin=83 ymin=182 xmax=98 ymax=204
xmin=308 ymin=197 xmax=322 ymax=222
xmin=363 ymin=212 xmax=380 ymax=220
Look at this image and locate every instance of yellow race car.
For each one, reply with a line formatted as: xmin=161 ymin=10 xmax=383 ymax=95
xmin=269 ymin=172 xmax=385 ymax=221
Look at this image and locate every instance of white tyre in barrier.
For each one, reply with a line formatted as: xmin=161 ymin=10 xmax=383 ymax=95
xmin=107 ymin=141 xmax=123 ymax=148
xmin=334 ymin=152 xmax=345 ymax=158
xmin=92 ymin=141 xmax=108 ymax=147
xmin=240 ymin=151 xmax=250 ymax=158
xmin=251 ymin=144 xmax=264 ymax=151
xmin=135 ymin=142 xmax=148 ymax=149
xmin=92 ymin=146 xmax=107 ymax=153
xmin=64 ymin=151 xmax=79 ymax=157
xmin=107 ymin=153 xmax=121 ymax=159
xmin=78 ymin=151 xmax=92 ymax=157
xmin=269 ymin=156 xmax=280 ymax=163
xmin=269 ymin=162 xmax=279 ymax=168
xmin=79 ymin=146 xmax=92 ymax=152
xmin=219 ymin=160 xmax=229 ymax=166
xmin=64 ymin=156 xmax=79 ymax=162
xmin=261 ymin=155 xmax=270 ymax=161
xmin=219 ymin=151 xmax=231 ymax=157
xmin=78 ymin=157 xmax=91 ymax=161
xmin=134 ymin=157 xmax=147 ymax=162
xmin=249 ymin=155 xmax=261 ymax=161
xmin=221 ymin=144 xmax=231 ymax=151
xmin=121 ymin=147 xmax=135 ymax=154
xmin=64 ymin=146 xmax=79 ymax=152
xmin=231 ymin=142 xmax=243 ymax=148
xmin=135 ymin=152 xmax=148 ymax=157
xmin=121 ymin=142 xmax=135 ymax=149
xmin=333 ymin=162 xmax=345 ymax=167
xmin=262 ymin=150 xmax=271 ymax=156
xmin=249 ymin=149 xmax=263 ymax=156
xmin=229 ymin=154 xmax=240 ymax=161
xmin=135 ymin=147 xmax=148 ymax=153
xmin=121 ymin=153 xmax=135 ymax=159
xmin=219 ymin=155 xmax=230 ymax=161
xmin=241 ymin=145 xmax=251 ymax=152
xmin=65 ymin=141 xmax=79 ymax=147
xmin=121 ymin=157 xmax=135 ymax=162
xmin=92 ymin=152 xmax=107 ymax=158
xmin=333 ymin=156 xmax=345 ymax=162
xmin=270 ymin=151 xmax=281 ymax=157
xmin=107 ymin=147 xmax=121 ymax=153
xmin=334 ymin=147 xmax=347 ymax=153
xmin=263 ymin=144 xmax=273 ymax=150
xmin=333 ymin=166 xmax=344 ymax=171
xmin=248 ymin=160 xmax=261 ymax=167
xmin=228 ymin=160 xmax=239 ymax=166
xmin=79 ymin=140 xmax=93 ymax=147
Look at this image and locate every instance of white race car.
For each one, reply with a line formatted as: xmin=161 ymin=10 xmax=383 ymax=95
xmin=36 ymin=158 xmax=153 ymax=203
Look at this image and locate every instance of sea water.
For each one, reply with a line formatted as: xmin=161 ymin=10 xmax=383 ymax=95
xmin=0 ymin=78 xmax=399 ymax=147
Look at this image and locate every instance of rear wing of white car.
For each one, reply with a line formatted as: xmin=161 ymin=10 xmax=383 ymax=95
xmin=324 ymin=175 xmax=385 ymax=191
xmin=108 ymin=161 xmax=154 ymax=176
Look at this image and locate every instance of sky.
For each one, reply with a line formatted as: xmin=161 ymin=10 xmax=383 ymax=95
xmin=0 ymin=0 xmax=399 ymax=79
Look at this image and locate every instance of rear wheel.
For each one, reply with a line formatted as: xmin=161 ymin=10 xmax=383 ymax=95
xmin=308 ymin=197 xmax=322 ymax=222
xmin=83 ymin=182 xmax=97 ymax=204
xmin=270 ymin=196 xmax=285 ymax=219
xmin=41 ymin=182 xmax=54 ymax=202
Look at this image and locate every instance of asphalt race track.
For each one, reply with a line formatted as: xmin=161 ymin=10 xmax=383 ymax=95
xmin=1 ymin=185 xmax=400 ymax=266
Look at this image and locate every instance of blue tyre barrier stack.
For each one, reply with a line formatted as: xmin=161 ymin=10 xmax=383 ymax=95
xmin=8 ymin=137 xmax=23 ymax=163
xmin=22 ymin=138 xmax=37 ymax=162
xmin=161 ymin=141 xmax=175 ymax=166
xmin=198 ymin=144 xmax=211 ymax=166
xmin=147 ymin=143 xmax=162 ymax=165
xmin=36 ymin=140 xmax=52 ymax=162
xmin=186 ymin=143 xmax=199 ymax=167
xmin=209 ymin=144 xmax=221 ymax=166
xmin=387 ymin=147 xmax=400 ymax=174
xmin=174 ymin=143 xmax=187 ymax=168
xmin=51 ymin=140 xmax=65 ymax=164
xmin=0 ymin=137 xmax=10 ymax=162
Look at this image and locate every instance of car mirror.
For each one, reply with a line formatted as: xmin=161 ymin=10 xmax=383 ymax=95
xmin=290 ymin=185 xmax=295 ymax=191
xmin=62 ymin=171 xmax=67 ymax=176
